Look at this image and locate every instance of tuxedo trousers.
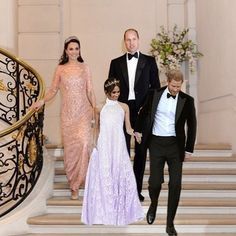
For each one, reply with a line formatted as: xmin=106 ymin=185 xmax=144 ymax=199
xmin=125 ymin=100 xmax=147 ymax=195
xmin=149 ymin=135 xmax=183 ymax=226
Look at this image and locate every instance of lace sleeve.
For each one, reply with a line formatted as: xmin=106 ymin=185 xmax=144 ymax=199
xmin=44 ymin=66 xmax=61 ymax=102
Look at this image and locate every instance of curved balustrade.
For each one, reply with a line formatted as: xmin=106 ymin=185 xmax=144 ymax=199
xmin=0 ymin=48 xmax=45 ymax=218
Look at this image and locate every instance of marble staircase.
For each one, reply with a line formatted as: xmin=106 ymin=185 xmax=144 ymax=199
xmin=17 ymin=144 xmax=236 ymax=235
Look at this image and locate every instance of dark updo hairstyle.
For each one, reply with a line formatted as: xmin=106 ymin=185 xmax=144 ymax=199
xmin=59 ymin=36 xmax=84 ymax=65
xmin=104 ymin=78 xmax=120 ymax=95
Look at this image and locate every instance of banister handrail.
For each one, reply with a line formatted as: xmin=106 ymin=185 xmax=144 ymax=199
xmin=0 ymin=47 xmax=46 ymax=218
xmin=0 ymin=47 xmax=45 ymax=138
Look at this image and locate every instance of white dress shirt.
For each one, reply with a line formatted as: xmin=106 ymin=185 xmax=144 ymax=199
xmin=152 ymin=88 xmax=178 ymax=136
xmin=126 ymin=51 xmax=139 ymax=100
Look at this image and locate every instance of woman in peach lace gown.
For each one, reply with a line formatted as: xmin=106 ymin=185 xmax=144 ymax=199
xmin=32 ymin=36 xmax=96 ymax=199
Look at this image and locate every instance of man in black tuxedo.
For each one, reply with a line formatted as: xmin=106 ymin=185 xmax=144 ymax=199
xmin=135 ymin=69 xmax=197 ymax=236
xmin=108 ymin=28 xmax=160 ymax=201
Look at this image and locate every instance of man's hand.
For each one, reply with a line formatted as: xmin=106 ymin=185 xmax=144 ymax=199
xmin=184 ymin=152 xmax=192 ymax=161
xmin=134 ymin=132 xmax=142 ymax=144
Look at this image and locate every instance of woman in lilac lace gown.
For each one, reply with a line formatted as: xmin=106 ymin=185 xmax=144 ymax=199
xmin=82 ymin=78 xmax=144 ymax=225
xmin=32 ymin=36 xmax=96 ymax=200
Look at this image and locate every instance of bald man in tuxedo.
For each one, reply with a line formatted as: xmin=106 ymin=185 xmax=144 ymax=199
xmin=108 ymin=28 xmax=160 ymax=201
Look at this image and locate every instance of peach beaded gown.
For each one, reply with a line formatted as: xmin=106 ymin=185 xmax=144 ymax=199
xmin=46 ymin=63 xmax=95 ymax=191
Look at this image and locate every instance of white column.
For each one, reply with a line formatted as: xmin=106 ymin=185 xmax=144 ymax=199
xmin=167 ymin=0 xmax=185 ymax=29
xmin=185 ymin=0 xmax=198 ymax=97
xmin=185 ymin=0 xmax=199 ymax=116
xmin=166 ymin=0 xmax=187 ymax=92
xmin=0 ymin=0 xmax=17 ymax=53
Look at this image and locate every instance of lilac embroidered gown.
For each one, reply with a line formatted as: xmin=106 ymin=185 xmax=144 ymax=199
xmin=81 ymin=98 xmax=144 ymax=225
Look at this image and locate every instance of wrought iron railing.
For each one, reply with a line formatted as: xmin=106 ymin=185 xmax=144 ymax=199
xmin=0 ymin=48 xmax=45 ymax=218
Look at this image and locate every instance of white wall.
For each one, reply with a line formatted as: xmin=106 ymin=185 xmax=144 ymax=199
xmin=38 ymin=0 xmax=190 ymax=144
xmin=62 ymin=0 xmax=169 ymax=105
xmin=196 ymin=0 xmax=236 ymax=152
xmin=17 ymin=0 xmax=62 ymax=144
xmin=0 ymin=0 xmax=17 ymax=53
xmin=0 ymin=0 xmax=197 ymax=145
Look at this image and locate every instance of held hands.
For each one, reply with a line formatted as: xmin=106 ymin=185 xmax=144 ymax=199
xmin=30 ymin=99 xmax=45 ymax=111
xmin=127 ymin=128 xmax=134 ymax=136
xmin=134 ymin=132 xmax=142 ymax=144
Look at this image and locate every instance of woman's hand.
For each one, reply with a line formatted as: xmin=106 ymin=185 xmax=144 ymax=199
xmin=127 ymin=128 xmax=134 ymax=136
xmin=30 ymin=99 xmax=45 ymax=111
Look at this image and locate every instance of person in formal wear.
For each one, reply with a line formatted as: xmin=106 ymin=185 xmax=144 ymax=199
xmin=31 ymin=36 xmax=96 ymax=200
xmin=108 ymin=28 xmax=160 ymax=201
xmin=81 ymin=78 xmax=144 ymax=225
xmin=135 ymin=69 xmax=197 ymax=236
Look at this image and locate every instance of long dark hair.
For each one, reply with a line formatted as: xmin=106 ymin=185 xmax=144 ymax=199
xmin=59 ymin=36 xmax=84 ymax=65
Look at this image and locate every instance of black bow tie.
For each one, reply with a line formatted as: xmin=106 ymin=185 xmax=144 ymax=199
xmin=167 ymin=93 xmax=176 ymax=99
xmin=128 ymin=52 xmax=138 ymax=60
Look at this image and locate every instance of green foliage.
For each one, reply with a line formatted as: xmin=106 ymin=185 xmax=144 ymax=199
xmin=150 ymin=25 xmax=203 ymax=73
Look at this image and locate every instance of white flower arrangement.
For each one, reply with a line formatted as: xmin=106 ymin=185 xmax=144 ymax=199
xmin=150 ymin=25 xmax=203 ymax=73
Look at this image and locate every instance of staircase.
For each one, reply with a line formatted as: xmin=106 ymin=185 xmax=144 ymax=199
xmin=18 ymin=144 xmax=236 ymax=236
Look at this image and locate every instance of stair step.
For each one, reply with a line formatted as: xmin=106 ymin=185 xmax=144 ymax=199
xmin=55 ymin=167 xmax=236 ymax=175
xmin=53 ymin=189 xmax=236 ymax=199
xmin=46 ymin=143 xmax=232 ymax=150
xmin=46 ymin=196 xmax=236 ymax=214
xmin=195 ymin=143 xmax=231 ymax=150
xmin=189 ymin=156 xmax=236 ymax=161
xmin=55 ymin=155 xmax=236 ymax=162
xmin=55 ymin=161 xmax=236 ymax=171
xmin=54 ymin=182 xmax=236 ymax=190
xmin=23 ymin=146 xmax=236 ymax=235
xmin=54 ymin=175 xmax=236 ymax=183
xmin=46 ymin=196 xmax=236 ymax=207
xmin=27 ymin=213 xmax=236 ymax=225
xmin=17 ymin=234 xmax=236 ymax=236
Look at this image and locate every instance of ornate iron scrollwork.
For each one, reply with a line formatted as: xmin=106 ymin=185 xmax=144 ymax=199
xmin=0 ymin=54 xmax=41 ymax=124
xmin=0 ymin=48 xmax=45 ymax=218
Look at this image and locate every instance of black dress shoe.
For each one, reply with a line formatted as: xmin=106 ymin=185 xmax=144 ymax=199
xmin=166 ymin=225 xmax=177 ymax=236
xmin=138 ymin=193 xmax=145 ymax=202
xmin=146 ymin=203 xmax=157 ymax=224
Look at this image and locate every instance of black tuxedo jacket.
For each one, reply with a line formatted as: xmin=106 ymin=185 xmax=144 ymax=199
xmin=108 ymin=53 xmax=160 ymax=109
xmin=135 ymin=86 xmax=197 ymax=161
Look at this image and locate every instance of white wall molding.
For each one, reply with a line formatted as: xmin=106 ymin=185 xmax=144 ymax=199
xmin=0 ymin=0 xmax=17 ymax=53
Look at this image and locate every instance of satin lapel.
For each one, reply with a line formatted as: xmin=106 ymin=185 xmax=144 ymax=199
xmin=134 ymin=53 xmax=146 ymax=86
xmin=120 ymin=55 xmax=129 ymax=87
xmin=151 ymin=89 xmax=164 ymax=122
xmin=175 ymin=93 xmax=186 ymax=123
